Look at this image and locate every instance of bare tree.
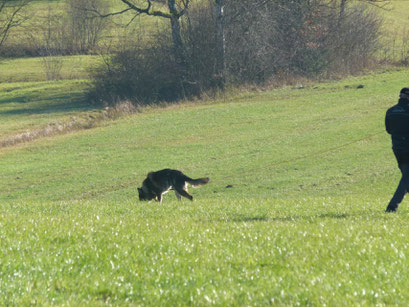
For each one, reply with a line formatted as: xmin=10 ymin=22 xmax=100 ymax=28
xmin=92 ymin=0 xmax=190 ymax=66
xmin=65 ymin=0 xmax=110 ymax=53
xmin=37 ymin=6 xmax=64 ymax=80
xmin=0 ymin=0 xmax=32 ymax=50
xmin=214 ymin=0 xmax=225 ymax=88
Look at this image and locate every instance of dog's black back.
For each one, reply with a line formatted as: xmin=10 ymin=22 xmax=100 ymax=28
xmin=138 ymin=169 xmax=209 ymax=203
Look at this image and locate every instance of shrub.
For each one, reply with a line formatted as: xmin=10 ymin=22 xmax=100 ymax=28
xmin=325 ymin=4 xmax=382 ymax=75
xmin=89 ymin=3 xmax=220 ymax=104
xmin=90 ymin=40 xmax=184 ymax=104
xmin=90 ymin=0 xmax=383 ymax=105
xmin=225 ymin=0 xmax=382 ymax=82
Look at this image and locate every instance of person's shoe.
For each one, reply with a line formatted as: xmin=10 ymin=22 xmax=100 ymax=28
xmin=385 ymin=203 xmax=398 ymax=213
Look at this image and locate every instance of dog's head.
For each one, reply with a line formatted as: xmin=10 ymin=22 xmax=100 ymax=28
xmin=138 ymin=186 xmax=155 ymax=201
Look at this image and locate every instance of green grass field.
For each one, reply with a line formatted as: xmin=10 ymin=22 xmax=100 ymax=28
xmin=1 ymin=0 xmax=409 ymax=305
xmin=382 ymin=0 xmax=409 ymax=29
xmin=0 ymin=80 xmax=95 ymax=139
xmin=0 ymin=56 xmax=101 ymax=83
xmin=1 ymin=67 xmax=409 ymax=305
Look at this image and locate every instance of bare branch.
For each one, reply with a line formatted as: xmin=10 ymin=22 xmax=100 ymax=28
xmin=363 ymin=0 xmax=390 ymax=10
xmin=0 ymin=0 xmax=33 ymax=49
xmin=89 ymin=6 xmax=133 ymax=18
xmin=90 ymin=0 xmax=190 ymax=21
xmin=175 ymin=0 xmax=190 ymax=18
xmin=119 ymin=0 xmax=152 ymax=15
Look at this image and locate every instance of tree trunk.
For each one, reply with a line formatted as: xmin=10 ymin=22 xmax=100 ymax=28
xmin=338 ymin=0 xmax=347 ymax=26
xmin=170 ymin=15 xmax=185 ymax=63
xmin=215 ymin=0 xmax=225 ymax=88
xmin=168 ymin=0 xmax=186 ymax=66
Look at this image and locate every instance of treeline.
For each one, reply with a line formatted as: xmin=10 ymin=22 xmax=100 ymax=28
xmin=0 ymin=0 xmax=404 ymax=105
xmin=90 ymin=0 xmax=383 ymax=104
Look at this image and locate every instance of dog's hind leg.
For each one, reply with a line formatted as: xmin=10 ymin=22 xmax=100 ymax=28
xmin=175 ymin=191 xmax=182 ymax=201
xmin=174 ymin=187 xmax=193 ymax=201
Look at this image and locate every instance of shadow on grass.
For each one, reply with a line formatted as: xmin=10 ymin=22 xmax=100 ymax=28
xmin=0 ymin=100 xmax=97 ymax=116
xmin=225 ymin=212 xmax=351 ymax=223
xmin=271 ymin=213 xmax=350 ymax=222
xmin=0 ymin=84 xmax=99 ymax=116
xmin=317 ymin=212 xmax=349 ymax=219
xmin=0 ymin=90 xmax=84 ymax=105
xmin=231 ymin=215 xmax=269 ymax=223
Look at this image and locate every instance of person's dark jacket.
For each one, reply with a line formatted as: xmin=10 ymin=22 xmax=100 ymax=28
xmin=386 ymin=98 xmax=409 ymax=152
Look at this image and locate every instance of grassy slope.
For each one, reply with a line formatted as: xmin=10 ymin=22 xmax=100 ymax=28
xmin=0 ymin=56 xmax=101 ymax=83
xmin=382 ymin=0 xmax=409 ymax=29
xmin=0 ymin=55 xmax=104 ymax=140
xmin=0 ymin=69 xmax=401 ymax=203
xmin=1 ymin=68 xmax=409 ymax=304
xmin=379 ymin=0 xmax=409 ymax=59
xmin=0 ymin=80 xmax=94 ymax=138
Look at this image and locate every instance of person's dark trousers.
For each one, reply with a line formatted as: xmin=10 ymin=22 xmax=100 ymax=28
xmin=386 ymin=150 xmax=409 ymax=212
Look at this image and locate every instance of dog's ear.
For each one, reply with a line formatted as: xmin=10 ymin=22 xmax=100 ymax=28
xmin=147 ymin=172 xmax=154 ymax=181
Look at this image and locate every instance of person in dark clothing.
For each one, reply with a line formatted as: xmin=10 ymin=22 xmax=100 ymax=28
xmin=385 ymin=87 xmax=409 ymax=212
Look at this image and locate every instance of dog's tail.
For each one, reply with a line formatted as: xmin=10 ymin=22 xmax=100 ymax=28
xmin=186 ymin=177 xmax=210 ymax=187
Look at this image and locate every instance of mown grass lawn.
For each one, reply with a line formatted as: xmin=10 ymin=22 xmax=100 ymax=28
xmin=1 ymin=68 xmax=409 ymax=305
